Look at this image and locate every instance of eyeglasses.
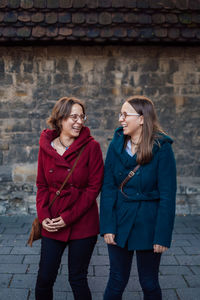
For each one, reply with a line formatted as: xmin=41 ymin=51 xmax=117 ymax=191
xmin=119 ymin=112 xmax=140 ymax=119
xmin=69 ymin=114 xmax=87 ymax=122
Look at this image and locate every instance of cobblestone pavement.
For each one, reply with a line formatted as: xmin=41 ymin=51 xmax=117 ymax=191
xmin=0 ymin=215 xmax=200 ymax=300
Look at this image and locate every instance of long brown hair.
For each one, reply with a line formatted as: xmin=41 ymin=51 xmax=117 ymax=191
xmin=47 ymin=97 xmax=85 ymax=135
xmin=125 ymin=95 xmax=165 ymax=165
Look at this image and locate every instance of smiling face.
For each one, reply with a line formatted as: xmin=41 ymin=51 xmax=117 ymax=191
xmin=119 ymin=101 xmax=144 ymax=137
xmin=61 ymin=104 xmax=84 ymax=138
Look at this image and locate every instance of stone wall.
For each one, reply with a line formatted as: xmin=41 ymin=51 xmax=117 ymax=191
xmin=0 ymin=45 xmax=199 ymax=215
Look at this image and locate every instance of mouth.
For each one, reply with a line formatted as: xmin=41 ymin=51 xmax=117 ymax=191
xmin=72 ymin=126 xmax=82 ymax=132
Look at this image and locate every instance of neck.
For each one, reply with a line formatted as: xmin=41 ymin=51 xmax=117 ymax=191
xmin=59 ymin=134 xmax=74 ymax=148
xmin=130 ymin=134 xmax=141 ymax=146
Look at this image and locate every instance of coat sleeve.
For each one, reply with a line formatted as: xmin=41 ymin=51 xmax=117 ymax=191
xmin=100 ymin=143 xmax=118 ymax=236
xmin=36 ymin=147 xmax=51 ymax=223
xmin=60 ymin=142 xmax=104 ymax=226
xmin=153 ymin=142 xmax=177 ymax=248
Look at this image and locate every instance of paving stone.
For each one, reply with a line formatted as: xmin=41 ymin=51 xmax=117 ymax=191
xmin=160 ymin=265 xmax=193 ymax=275
xmin=160 ymin=275 xmax=187 ymax=288
xmin=176 ymin=255 xmax=200 ymax=266
xmin=162 ymin=289 xmax=179 ymax=299
xmin=0 ymin=274 xmax=12 ymax=288
xmin=0 ymin=255 xmax=24 ymax=263
xmin=0 ymin=246 xmax=12 ymax=254
xmin=0 ymin=288 xmax=29 ymax=300
xmin=163 ymin=247 xmax=185 ymax=255
xmin=122 ymin=291 xmax=141 ymax=299
xmin=54 ymin=274 xmax=72 ymax=291
xmin=182 ymin=246 xmax=200 ymax=255
xmin=160 ymin=255 xmax=178 ymax=265
xmin=23 ymin=255 xmax=40 ymax=264
xmin=10 ymin=274 xmax=37 ymax=288
xmin=10 ymin=246 xmax=40 ymax=255
xmin=0 ymin=263 xmax=28 ymax=274
xmin=94 ymin=265 xmax=109 ymax=276
xmin=184 ymin=275 xmax=200 ymax=287
xmin=176 ymin=288 xmax=200 ymax=300
xmin=190 ymin=266 xmax=200 ymax=274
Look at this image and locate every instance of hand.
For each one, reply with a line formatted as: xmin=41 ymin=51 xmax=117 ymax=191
xmin=51 ymin=216 xmax=66 ymax=229
xmin=104 ymin=233 xmax=117 ymax=245
xmin=42 ymin=218 xmax=58 ymax=232
xmin=153 ymin=244 xmax=168 ymax=253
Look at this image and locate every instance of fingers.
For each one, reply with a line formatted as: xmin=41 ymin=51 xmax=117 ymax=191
xmin=52 ymin=216 xmax=66 ymax=228
xmin=153 ymin=244 xmax=168 ymax=253
xmin=104 ymin=234 xmax=117 ymax=245
xmin=42 ymin=218 xmax=58 ymax=232
xmin=42 ymin=217 xmax=66 ymax=232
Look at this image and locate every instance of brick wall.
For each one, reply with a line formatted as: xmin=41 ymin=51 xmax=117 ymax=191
xmin=0 ymin=45 xmax=199 ymax=215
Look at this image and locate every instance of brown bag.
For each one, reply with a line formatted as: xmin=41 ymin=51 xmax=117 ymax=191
xmin=27 ymin=217 xmax=41 ymax=246
xmin=119 ymin=165 xmax=140 ymax=196
xmin=27 ymin=146 xmax=85 ymax=247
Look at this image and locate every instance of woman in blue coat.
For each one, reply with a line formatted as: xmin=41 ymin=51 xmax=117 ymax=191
xmin=100 ymin=95 xmax=176 ymax=300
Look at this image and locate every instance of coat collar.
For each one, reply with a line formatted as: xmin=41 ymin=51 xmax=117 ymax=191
xmin=39 ymin=126 xmax=93 ymax=165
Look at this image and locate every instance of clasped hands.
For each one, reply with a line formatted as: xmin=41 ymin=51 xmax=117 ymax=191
xmin=42 ymin=216 xmax=66 ymax=232
xmin=104 ymin=233 xmax=168 ymax=253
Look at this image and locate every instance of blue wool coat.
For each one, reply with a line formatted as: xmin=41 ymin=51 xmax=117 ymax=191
xmin=100 ymin=127 xmax=177 ymax=250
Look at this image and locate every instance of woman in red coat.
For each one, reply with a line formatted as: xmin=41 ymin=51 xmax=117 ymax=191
xmin=35 ymin=97 xmax=104 ymax=300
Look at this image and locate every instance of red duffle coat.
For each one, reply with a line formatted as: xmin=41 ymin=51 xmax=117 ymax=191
xmin=36 ymin=126 xmax=104 ymax=242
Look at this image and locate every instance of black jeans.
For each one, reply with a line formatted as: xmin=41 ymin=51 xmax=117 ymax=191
xmin=35 ymin=235 xmax=97 ymax=300
xmin=104 ymin=244 xmax=162 ymax=300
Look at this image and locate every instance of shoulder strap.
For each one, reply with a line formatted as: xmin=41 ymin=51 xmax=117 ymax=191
xmin=119 ymin=165 xmax=140 ymax=195
xmin=48 ymin=145 xmax=86 ymax=209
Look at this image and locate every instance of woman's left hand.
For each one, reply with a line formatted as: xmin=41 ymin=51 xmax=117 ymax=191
xmin=51 ymin=216 xmax=66 ymax=230
xmin=153 ymin=244 xmax=168 ymax=253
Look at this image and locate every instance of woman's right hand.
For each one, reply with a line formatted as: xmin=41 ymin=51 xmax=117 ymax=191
xmin=104 ymin=233 xmax=117 ymax=245
xmin=42 ymin=218 xmax=58 ymax=232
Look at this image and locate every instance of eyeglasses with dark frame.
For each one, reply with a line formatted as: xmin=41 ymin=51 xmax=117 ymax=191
xmin=69 ymin=114 xmax=87 ymax=122
xmin=119 ymin=112 xmax=140 ymax=119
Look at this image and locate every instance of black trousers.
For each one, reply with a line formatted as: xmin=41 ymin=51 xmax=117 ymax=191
xmin=104 ymin=244 xmax=162 ymax=300
xmin=35 ymin=235 xmax=97 ymax=300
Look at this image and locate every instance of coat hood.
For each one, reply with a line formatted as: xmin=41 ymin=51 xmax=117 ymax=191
xmin=110 ymin=127 xmax=174 ymax=168
xmin=39 ymin=126 xmax=94 ymax=160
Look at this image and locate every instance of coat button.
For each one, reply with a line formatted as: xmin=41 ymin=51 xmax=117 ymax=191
xmin=49 ymin=169 xmax=54 ymax=173
xmin=67 ymin=168 xmax=71 ymax=171
xmin=136 ymin=192 xmax=139 ymax=195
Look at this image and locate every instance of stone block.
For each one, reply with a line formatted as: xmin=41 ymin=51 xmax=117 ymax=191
xmin=45 ymin=12 xmax=57 ymax=24
xmin=72 ymin=13 xmax=85 ymax=24
xmin=32 ymin=26 xmax=46 ymax=37
xmin=20 ymin=0 xmax=33 ymax=9
xmin=18 ymin=12 xmax=31 ymax=22
xmin=0 ymin=288 xmax=29 ymax=300
xmin=58 ymin=12 xmax=71 ymax=23
xmin=137 ymin=0 xmax=149 ymax=8
xmin=175 ymin=0 xmax=188 ymax=10
xmin=8 ymin=0 xmax=20 ymax=8
xmin=47 ymin=0 xmax=59 ymax=8
xmin=125 ymin=13 xmax=138 ymax=23
xmin=10 ymin=274 xmax=37 ymax=289
xmin=72 ymin=0 xmax=86 ymax=8
xmin=179 ymin=14 xmax=192 ymax=24
xmin=17 ymin=27 xmax=31 ymax=38
xmin=31 ymin=12 xmax=44 ymax=23
xmin=99 ymin=12 xmax=112 ymax=25
xmin=34 ymin=0 xmax=46 ymax=8
xmin=124 ymin=0 xmax=137 ymax=8
xmin=4 ymin=12 xmax=18 ymax=23
xmin=166 ymin=13 xmax=178 ymax=23
xmin=177 ymin=288 xmax=200 ymax=300
xmin=152 ymin=13 xmax=165 ymax=24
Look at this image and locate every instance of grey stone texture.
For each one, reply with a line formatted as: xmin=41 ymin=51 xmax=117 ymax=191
xmin=0 ymin=215 xmax=199 ymax=299
xmin=0 ymin=45 xmax=200 ymax=214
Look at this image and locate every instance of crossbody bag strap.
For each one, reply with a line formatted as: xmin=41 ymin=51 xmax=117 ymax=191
xmin=48 ymin=145 xmax=86 ymax=209
xmin=119 ymin=164 xmax=140 ymax=194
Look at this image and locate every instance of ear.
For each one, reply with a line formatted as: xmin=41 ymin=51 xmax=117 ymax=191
xmin=139 ymin=115 xmax=144 ymax=125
